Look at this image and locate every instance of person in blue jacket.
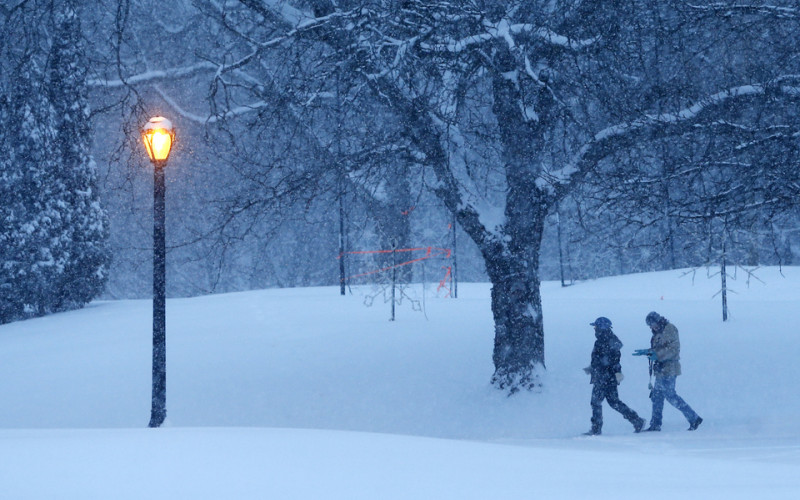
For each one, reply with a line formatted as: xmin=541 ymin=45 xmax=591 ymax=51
xmin=584 ymin=317 xmax=645 ymax=435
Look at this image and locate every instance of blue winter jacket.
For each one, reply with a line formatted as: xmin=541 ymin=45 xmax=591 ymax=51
xmin=590 ymin=329 xmax=623 ymax=386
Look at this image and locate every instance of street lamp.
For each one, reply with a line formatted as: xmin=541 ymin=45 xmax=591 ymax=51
xmin=141 ymin=116 xmax=175 ymax=428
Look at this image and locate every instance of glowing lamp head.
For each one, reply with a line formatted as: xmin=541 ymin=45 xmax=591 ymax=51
xmin=141 ymin=116 xmax=175 ymax=163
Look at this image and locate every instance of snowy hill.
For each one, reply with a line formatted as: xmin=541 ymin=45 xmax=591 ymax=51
xmin=1 ymin=267 xmax=799 ymax=498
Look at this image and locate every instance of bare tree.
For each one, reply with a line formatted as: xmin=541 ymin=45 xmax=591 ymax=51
xmin=94 ymin=1 xmax=800 ymax=393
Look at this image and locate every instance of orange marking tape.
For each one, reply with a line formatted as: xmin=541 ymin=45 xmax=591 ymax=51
xmin=437 ymin=266 xmax=452 ymax=298
xmin=339 ymin=246 xmax=452 ymax=282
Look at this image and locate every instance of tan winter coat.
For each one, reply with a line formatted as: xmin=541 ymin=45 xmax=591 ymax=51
xmin=651 ymin=322 xmax=682 ymax=377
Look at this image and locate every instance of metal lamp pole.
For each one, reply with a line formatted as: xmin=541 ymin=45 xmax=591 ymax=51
xmin=150 ymin=158 xmax=167 ymax=427
xmin=141 ymin=117 xmax=175 ymax=428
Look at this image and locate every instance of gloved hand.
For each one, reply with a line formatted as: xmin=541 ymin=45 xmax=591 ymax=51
xmin=647 ymin=351 xmax=658 ymax=361
xmin=615 ymin=372 xmax=624 ymax=385
xmin=583 ymin=366 xmax=591 ymax=375
xmin=633 ymin=348 xmax=653 ymax=357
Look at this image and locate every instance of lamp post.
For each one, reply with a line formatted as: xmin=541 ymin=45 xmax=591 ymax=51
xmin=141 ymin=116 xmax=175 ymax=428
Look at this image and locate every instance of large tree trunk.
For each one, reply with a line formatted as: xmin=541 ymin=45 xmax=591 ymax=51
xmin=481 ymin=45 xmax=554 ymax=393
xmin=484 ymin=160 xmax=549 ymax=392
xmin=485 ymin=238 xmax=546 ymax=393
xmin=379 ymin=72 xmax=551 ymax=393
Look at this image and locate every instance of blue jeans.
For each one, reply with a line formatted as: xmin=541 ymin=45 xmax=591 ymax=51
xmin=650 ymin=376 xmax=699 ymax=427
xmin=591 ymin=382 xmax=641 ymax=432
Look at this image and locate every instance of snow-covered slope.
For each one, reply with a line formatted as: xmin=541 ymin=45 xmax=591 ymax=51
xmin=1 ymin=267 xmax=799 ymax=498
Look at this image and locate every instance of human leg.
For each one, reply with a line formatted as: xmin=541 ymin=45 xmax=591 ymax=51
xmin=648 ymin=376 xmax=667 ymax=430
xmin=589 ymin=384 xmax=604 ymax=434
xmin=661 ymin=376 xmax=701 ymax=427
xmin=605 ymin=384 xmax=645 ymax=431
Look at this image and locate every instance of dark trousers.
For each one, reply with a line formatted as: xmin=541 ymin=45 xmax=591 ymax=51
xmin=591 ymin=382 xmax=641 ymax=432
xmin=650 ymin=375 xmax=699 ymax=427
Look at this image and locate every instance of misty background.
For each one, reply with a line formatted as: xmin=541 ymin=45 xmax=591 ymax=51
xmin=45 ymin=3 xmax=800 ymax=297
xmin=3 ymin=0 xmax=800 ymax=391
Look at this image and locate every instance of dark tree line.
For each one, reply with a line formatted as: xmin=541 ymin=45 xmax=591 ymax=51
xmin=0 ymin=1 xmax=110 ymax=324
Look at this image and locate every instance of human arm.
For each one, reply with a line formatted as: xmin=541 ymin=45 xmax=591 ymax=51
xmin=652 ymin=324 xmax=680 ymax=361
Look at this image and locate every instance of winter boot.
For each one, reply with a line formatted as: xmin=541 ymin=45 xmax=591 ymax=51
xmin=633 ymin=417 xmax=645 ymax=433
xmin=688 ymin=417 xmax=703 ymax=431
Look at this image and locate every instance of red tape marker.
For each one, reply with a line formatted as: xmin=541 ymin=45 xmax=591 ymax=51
xmin=339 ymin=246 xmax=452 ymax=284
xmin=437 ymin=266 xmax=452 ymax=298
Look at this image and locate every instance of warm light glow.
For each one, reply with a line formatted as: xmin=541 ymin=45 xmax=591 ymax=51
xmin=141 ymin=116 xmax=175 ymax=163
xmin=144 ymin=129 xmax=172 ymax=160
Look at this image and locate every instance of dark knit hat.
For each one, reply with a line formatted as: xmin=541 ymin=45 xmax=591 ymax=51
xmin=645 ymin=311 xmax=663 ymax=327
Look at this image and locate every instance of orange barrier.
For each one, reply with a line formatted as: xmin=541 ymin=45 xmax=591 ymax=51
xmin=338 ymin=246 xmax=452 ymax=287
xmin=438 ymin=266 xmax=453 ymax=298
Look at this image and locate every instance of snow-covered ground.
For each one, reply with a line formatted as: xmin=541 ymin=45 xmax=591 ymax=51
xmin=1 ymin=267 xmax=799 ymax=498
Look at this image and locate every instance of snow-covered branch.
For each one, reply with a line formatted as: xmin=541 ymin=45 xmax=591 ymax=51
xmin=543 ymin=76 xmax=800 ymax=191
xmin=364 ymin=32 xmax=426 ymax=81
xmin=236 ymin=0 xmax=362 ymax=35
xmin=421 ymin=18 xmax=599 ymax=54
xmin=155 ymin=86 xmax=268 ymax=124
xmin=88 ymin=63 xmax=216 ymax=88
xmin=688 ymin=3 xmax=800 ymax=19
xmin=673 ymin=198 xmax=782 ymax=221
xmin=236 ymin=0 xmax=309 ymax=27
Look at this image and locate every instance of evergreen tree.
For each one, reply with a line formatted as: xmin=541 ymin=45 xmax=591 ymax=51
xmin=0 ymin=59 xmax=62 ymax=321
xmin=0 ymin=1 xmax=109 ymax=323
xmin=46 ymin=2 xmax=110 ymax=311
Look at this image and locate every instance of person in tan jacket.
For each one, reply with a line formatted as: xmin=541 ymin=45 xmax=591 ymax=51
xmin=640 ymin=312 xmax=702 ymax=431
